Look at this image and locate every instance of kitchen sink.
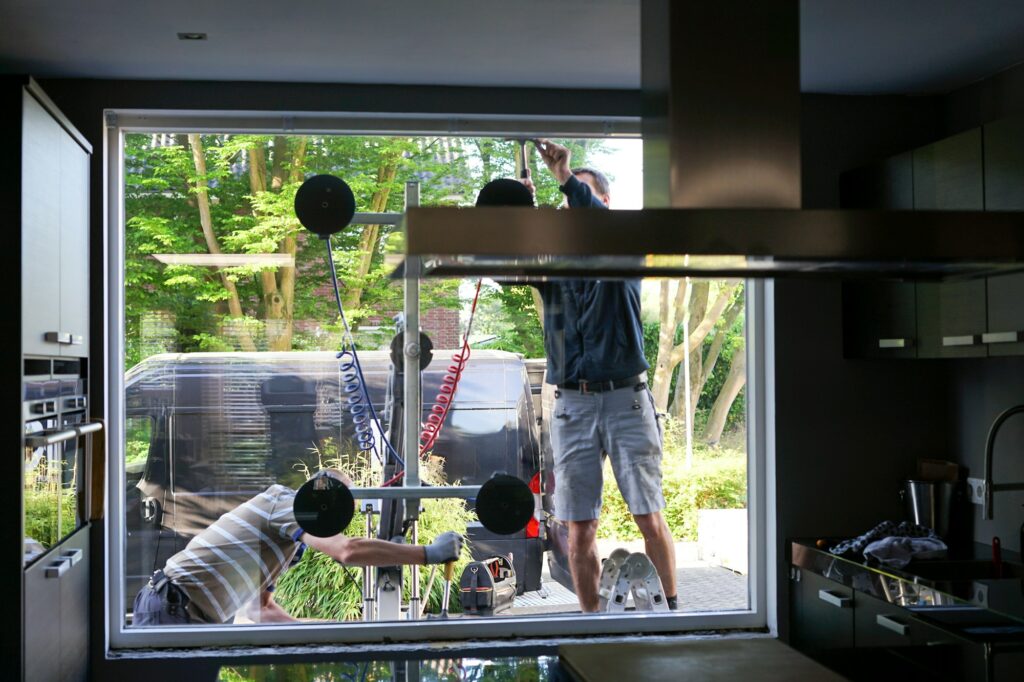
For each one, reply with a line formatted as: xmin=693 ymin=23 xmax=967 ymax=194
xmin=906 ymin=559 xmax=1024 ymax=581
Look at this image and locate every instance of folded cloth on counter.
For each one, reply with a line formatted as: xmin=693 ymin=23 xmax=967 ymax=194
xmin=863 ymin=535 xmax=948 ymax=568
xmin=829 ymin=520 xmax=938 ymax=558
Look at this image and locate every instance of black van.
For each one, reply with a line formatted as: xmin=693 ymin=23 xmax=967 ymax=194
xmin=123 ymin=350 xmax=548 ymax=603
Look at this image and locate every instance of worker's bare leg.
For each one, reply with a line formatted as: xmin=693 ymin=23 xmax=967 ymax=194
xmin=568 ymin=519 xmax=602 ymax=612
xmin=633 ymin=511 xmax=677 ymax=599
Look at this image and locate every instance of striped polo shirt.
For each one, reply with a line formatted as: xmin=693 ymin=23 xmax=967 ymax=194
xmin=163 ymin=484 xmax=302 ymax=623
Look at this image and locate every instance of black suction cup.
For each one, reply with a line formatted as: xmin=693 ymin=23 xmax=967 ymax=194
xmin=475 ymin=473 xmax=534 ymax=535
xmin=294 ymin=174 xmax=357 ymax=237
xmin=293 ymin=472 xmax=355 ymax=537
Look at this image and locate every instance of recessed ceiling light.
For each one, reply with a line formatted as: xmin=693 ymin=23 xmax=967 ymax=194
xmin=177 ymin=32 xmax=207 ymax=41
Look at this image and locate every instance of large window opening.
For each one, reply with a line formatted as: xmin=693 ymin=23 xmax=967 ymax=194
xmin=108 ymin=116 xmax=764 ymax=646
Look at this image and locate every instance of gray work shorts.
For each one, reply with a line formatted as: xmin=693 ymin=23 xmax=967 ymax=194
xmin=550 ymin=381 xmax=666 ymax=522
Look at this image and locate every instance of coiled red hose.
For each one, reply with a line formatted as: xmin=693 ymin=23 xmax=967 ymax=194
xmin=381 ymin=279 xmax=484 ymax=487
xmin=418 ymin=278 xmax=483 ymax=456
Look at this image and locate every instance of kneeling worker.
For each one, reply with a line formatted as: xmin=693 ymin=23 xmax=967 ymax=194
xmin=133 ymin=470 xmax=463 ymax=625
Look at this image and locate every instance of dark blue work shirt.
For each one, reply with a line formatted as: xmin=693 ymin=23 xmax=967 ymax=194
xmin=535 ymin=175 xmax=649 ymax=385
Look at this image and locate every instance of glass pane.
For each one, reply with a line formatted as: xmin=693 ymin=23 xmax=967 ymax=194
xmin=120 ymin=133 xmax=750 ymax=632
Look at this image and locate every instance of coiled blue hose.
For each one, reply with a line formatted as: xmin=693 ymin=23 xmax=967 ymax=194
xmin=324 ymin=237 xmax=404 ymax=469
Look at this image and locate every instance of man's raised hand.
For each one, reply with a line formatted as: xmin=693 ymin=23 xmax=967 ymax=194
xmin=534 ymin=139 xmax=573 ymax=185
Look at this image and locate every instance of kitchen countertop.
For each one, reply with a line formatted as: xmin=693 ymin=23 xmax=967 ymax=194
xmin=791 ymin=540 xmax=1024 ymax=642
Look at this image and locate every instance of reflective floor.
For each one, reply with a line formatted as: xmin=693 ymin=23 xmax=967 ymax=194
xmin=219 ymin=656 xmax=567 ymax=681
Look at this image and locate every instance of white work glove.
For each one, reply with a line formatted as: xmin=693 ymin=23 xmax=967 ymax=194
xmin=424 ymin=531 xmax=464 ymax=564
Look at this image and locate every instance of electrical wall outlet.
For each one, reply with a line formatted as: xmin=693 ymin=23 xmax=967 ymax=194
xmin=971 ymin=582 xmax=988 ymax=607
xmin=966 ymin=478 xmax=986 ymax=505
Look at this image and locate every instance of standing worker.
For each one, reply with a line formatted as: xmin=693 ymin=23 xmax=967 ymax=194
xmin=529 ymin=139 xmax=678 ymax=613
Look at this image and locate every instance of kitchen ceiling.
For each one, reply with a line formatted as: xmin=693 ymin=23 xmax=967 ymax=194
xmin=0 ymin=0 xmax=1022 ymax=94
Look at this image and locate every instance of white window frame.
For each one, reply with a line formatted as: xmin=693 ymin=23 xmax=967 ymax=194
xmin=104 ymin=110 xmax=775 ymax=649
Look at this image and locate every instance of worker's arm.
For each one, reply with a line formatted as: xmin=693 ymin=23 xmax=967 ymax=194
xmin=535 ymin=138 xmax=573 ymax=185
xmin=301 ymin=530 xmax=463 ymax=566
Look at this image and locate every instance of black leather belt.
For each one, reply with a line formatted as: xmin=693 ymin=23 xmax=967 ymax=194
xmin=558 ymin=375 xmax=646 ymax=394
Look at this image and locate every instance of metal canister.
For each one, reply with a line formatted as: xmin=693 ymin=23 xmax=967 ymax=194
xmin=903 ymin=480 xmax=955 ymax=538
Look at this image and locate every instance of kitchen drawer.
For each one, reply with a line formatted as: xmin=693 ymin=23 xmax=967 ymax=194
xmin=855 ymin=592 xmax=984 ymax=682
xmin=791 ymin=569 xmax=855 ymax=652
xmin=855 ymin=591 xmax=957 ymax=648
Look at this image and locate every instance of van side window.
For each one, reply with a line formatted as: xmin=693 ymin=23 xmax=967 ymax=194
xmin=170 ymin=412 xmax=275 ymax=494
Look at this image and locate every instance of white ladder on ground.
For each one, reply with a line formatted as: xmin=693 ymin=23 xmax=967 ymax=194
xmin=597 ymin=548 xmax=669 ymax=612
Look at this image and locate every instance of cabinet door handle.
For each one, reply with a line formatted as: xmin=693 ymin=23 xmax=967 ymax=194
xmin=62 ymin=548 xmax=83 ymax=566
xmin=25 ymin=421 xmax=103 ymax=447
xmin=942 ymin=335 xmax=979 ymax=347
xmin=45 ymin=558 xmax=71 ymax=579
xmin=876 ymin=614 xmax=909 ymax=636
xmin=817 ymin=590 xmax=851 ymax=608
xmin=878 ymin=338 xmax=907 ymax=349
xmin=44 ymin=331 xmax=72 ymax=344
xmin=982 ymin=331 xmax=1022 ymax=344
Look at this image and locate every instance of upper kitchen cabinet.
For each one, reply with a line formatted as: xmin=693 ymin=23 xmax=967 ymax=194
xmin=982 ymin=115 xmax=1024 ymax=356
xmin=842 ymin=282 xmax=917 ymax=359
xmin=915 ymin=280 xmax=987 ymax=359
xmin=912 ymin=128 xmax=984 ymax=210
xmin=20 ymin=85 xmax=91 ymax=358
xmin=839 ymin=152 xmax=913 ymax=210
xmin=984 ymin=115 xmax=1024 ymax=211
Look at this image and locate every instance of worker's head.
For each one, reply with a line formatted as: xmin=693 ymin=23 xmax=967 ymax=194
xmin=476 ymin=178 xmax=535 ymax=207
xmin=571 ymin=167 xmax=611 ymax=207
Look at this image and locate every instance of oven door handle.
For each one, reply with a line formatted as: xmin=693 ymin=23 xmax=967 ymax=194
xmin=26 ymin=421 xmax=104 ymax=447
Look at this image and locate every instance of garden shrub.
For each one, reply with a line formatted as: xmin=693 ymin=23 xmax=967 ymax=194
xmin=597 ymin=416 xmax=746 ymax=541
xmin=274 ymin=444 xmax=474 ymax=621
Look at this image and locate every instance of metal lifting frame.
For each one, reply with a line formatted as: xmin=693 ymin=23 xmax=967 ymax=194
xmin=342 ymin=181 xmax=479 ymax=622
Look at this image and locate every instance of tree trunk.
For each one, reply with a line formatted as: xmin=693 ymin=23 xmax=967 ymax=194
xmin=273 ymin=137 xmax=307 ymax=351
xmin=246 ymin=138 xmax=306 ymax=351
xmin=652 ymin=279 xmax=687 ymax=411
xmin=698 ymin=299 xmax=743 ymax=391
xmin=703 ymin=343 xmax=746 ymax=446
xmin=343 ymin=155 xmax=399 ymax=310
xmin=188 ymin=134 xmax=257 ymax=351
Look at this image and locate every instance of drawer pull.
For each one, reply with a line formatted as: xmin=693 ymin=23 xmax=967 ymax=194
xmin=876 ymin=614 xmax=909 ymax=636
xmin=62 ymin=548 xmax=83 ymax=566
xmin=942 ymin=335 xmax=979 ymax=347
xmin=878 ymin=338 xmax=907 ymax=349
xmin=982 ymin=331 xmax=1022 ymax=344
xmin=45 ymin=558 xmax=70 ymax=579
xmin=817 ymin=590 xmax=851 ymax=609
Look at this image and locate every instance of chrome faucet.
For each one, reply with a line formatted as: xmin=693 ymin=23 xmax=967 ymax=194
xmin=983 ymin=404 xmax=1024 ymax=520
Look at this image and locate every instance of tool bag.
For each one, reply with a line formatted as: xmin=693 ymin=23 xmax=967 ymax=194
xmin=459 ymin=554 xmax=516 ymax=616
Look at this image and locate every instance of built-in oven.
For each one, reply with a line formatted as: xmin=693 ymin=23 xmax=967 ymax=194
xmin=23 ymin=360 xmax=99 ymax=567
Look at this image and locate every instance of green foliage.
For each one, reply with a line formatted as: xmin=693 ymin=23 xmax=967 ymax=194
xmin=125 ymin=134 xmax=607 ymax=367
xmin=23 ymin=461 xmax=77 ymax=549
xmin=272 ymin=442 xmax=475 ymax=621
xmin=597 ymin=416 xmax=746 ymax=541
xmin=219 ymin=658 xmax=553 ymax=682
xmin=473 ymin=284 xmax=545 ymax=356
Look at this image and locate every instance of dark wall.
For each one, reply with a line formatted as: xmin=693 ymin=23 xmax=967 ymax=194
xmin=941 ymin=60 xmax=1024 ymax=553
xmin=947 ymin=359 xmax=1024 ymax=552
xmin=774 ymin=93 xmax=951 ymax=641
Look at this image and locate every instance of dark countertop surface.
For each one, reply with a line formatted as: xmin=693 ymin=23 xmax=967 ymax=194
xmin=791 ymin=540 xmax=1024 ymax=642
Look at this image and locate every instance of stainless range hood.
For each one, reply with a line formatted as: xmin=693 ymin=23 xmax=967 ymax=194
xmin=393 ymin=1 xmax=1024 ymax=281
